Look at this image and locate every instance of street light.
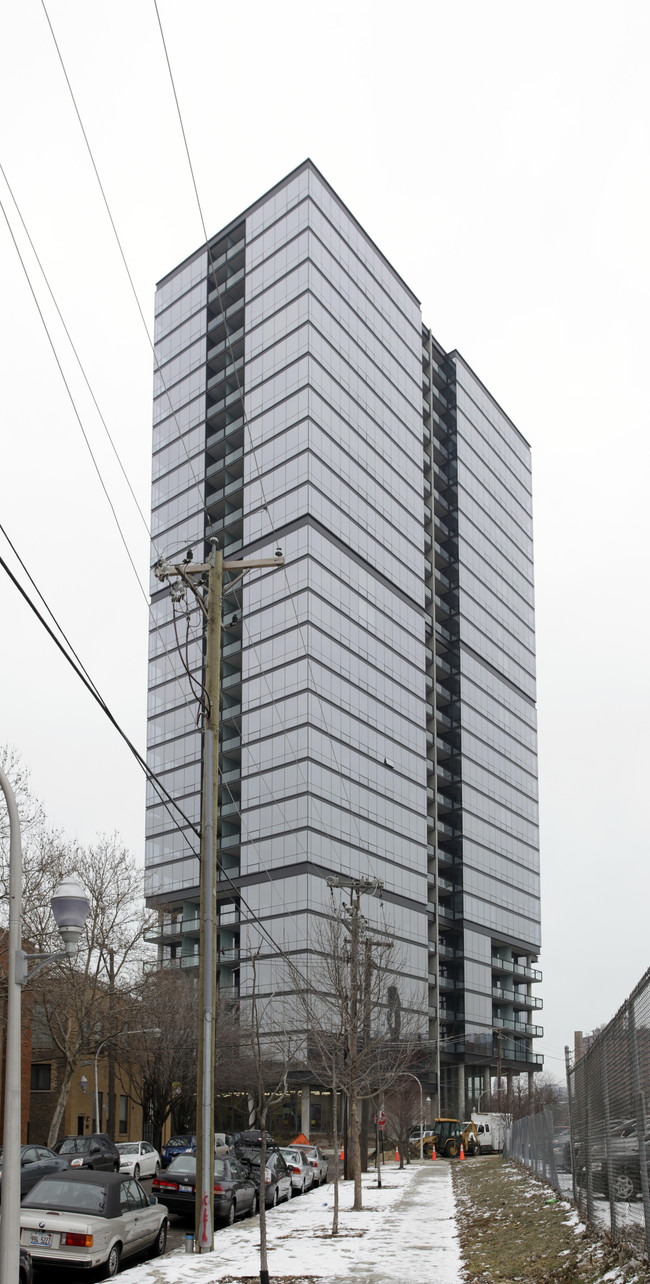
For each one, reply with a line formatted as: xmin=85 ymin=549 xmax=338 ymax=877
xmin=0 ymin=766 xmax=89 ymax=1284
xmin=94 ymin=1029 xmax=161 ymax=1135
xmin=400 ymin=1072 xmax=425 ymax=1160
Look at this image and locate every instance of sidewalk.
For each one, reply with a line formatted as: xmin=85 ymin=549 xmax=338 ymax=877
xmin=119 ymin=1161 xmax=461 ymax=1284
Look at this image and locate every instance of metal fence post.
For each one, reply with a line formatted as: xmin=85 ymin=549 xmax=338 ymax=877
xmin=599 ymin=1035 xmax=617 ymax=1239
xmin=628 ymin=999 xmax=650 ymax=1258
xmin=565 ymin=1046 xmax=579 ymax=1207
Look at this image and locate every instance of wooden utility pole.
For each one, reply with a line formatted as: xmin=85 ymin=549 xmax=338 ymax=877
xmin=155 ymin=542 xmax=283 ymax=1253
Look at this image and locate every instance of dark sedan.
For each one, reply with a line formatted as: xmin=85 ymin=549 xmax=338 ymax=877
xmin=153 ymin=1154 xmax=257 ymax=1224
xmin=234 ymin=1146 xmax=292 ymax=1208
xmin=53 ymin=1134 xmax=120 ymax=1172
xmin=0 ymin=1145 xmax=69 ymax=1200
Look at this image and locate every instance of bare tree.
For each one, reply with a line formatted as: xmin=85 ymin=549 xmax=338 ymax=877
xmin=239 ymin=951 xmax=304 ymax=1284
xmin=286 ymin=909 xmax=425 ymax=1220
xmin=118 ymin=969 xmax=199 ymax=1152
xmin=385 ymin=1079 xmax=420 ymax=1169
xmin=35 ymin=837 xmax=154 ymax=1145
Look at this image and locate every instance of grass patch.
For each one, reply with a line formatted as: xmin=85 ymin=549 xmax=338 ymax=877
xmin=453 ymin=1156 xmax=648 ymax=1283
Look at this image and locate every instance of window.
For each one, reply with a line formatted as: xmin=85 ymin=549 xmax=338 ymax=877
xmin=30 ymin=1063 xmax=51 ymax=1092
xmin=119 ymin=1095 xmax=128 ymax=1135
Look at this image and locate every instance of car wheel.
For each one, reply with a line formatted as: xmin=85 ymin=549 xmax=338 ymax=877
xmin=612 ymin=1172 xmax=636 ymax=1201
xmin=100 ymin=1242 xmax=121 ymax=1279
xmin=248 ymin=1192 xmax=258 ymax=1217
xmin=150 ymin=1220 xmax=167 ymax=1258
xmin=271 ymin=1186 xmax=278 ymax=1208
xmin=133 ymin=1163 xmax=140 ymax=1181
xmin=154 ymin=1162 xmax=160 ymax=1176
xmin=226 ymin=1200 xmax=236 ymax=1226
xmin=113 ymin=1160 xmax=119 ymax=1173
xmin=301 ymin=1179 xmax=306 ymax=1195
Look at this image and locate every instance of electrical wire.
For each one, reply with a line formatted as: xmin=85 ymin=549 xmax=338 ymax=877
xmin=0 ymin=159 xmax=154 ymax=552
xmin=0 ymin=548 xmax=200 ymax=845
xmin=38 ymin=0 xmax=216 ymax=545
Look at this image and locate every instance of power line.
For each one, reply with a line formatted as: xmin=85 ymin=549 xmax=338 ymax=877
xmin=0 ymin=547 xmax=200 ymax=845
xmin=38 ymin=0 xmax=215 ymax=544
xmin=0 ymin=159 xmax=154 ymax=554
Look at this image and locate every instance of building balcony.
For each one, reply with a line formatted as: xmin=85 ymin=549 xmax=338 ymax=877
xmin=493 ymin=1017 xmax=543 ymax=1038
xmin=513 ymin=961 xmax=542 ymax=982
xmin=207 ymin=324 xmax=244 ymax=365
xmin=491 ymin=955 xmax=514 ymax=973
xmin=207 ymin=298 xmax=245 ymax=338
xmin=492 ymin=987 xmax=514 ymax=1002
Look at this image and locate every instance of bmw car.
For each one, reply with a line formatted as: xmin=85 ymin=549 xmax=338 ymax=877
xmin=20 ymin=1169 xmax=168 ymax=1277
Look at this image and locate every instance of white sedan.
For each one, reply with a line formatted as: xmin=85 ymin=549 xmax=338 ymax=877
xmin=20 ymin=1170 xmax=167 ymax=1277
xmin=116 ymin=1141 xmax=161 ymax=1180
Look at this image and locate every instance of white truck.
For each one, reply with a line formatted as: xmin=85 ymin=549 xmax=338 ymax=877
xmin=470 ymin=1112 xmax=506 ymax=1153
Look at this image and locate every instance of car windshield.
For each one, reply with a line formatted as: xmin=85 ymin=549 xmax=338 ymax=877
xmin=23 ymin=1178 xmax=108 ymax=1213
xmin=281 ymin=1150 xmax=302 ymax=1163
xmin=57 ymin=1138 xmax=91 ymax=1154
xmin=168 ymin=1136 xmax=193 ymax=1148
xmin=117 ymin=1143 xmax=138 ymax=1154
xmin=167 ymin=1156 xmax=197 ymax=1175
xmin=238 ymin=1148 xmax=262 ymax=1166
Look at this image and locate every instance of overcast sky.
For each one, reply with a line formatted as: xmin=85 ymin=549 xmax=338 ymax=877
xmin=1 ymin=0 xmax=648 ymax=1080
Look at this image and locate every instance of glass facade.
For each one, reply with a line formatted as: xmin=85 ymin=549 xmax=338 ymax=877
xmin=422 ymin=332 xmax=542 ymax=1115
xmin=145 ymin=161 xmax=542 ymax=1113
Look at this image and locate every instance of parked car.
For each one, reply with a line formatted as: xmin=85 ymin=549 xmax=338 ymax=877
xmin=0 ymin=1144 xmax=69 ymax=1200
xmin=19 ymin=1249 xmax=33 ymax=1284
xmin=579 ymin=1120 xmax=650 ymax=1201
xmin=116 ymin=1141 xmax=161 ymax=1180
xmin=152 ymin=1154 xmax=257 ymax=1223
xmin=214 ymin=1132 xmax=233 ymax=1157
xmin=52 ymin=1134 xmax=120 ymax=1172
xmin=234 ymin=1146 xmax=292 ymax=1207
xmin=19 ymin=1169 xmax=167 ymax=1277
xmin=552 ymin=1130 xmax=572 ymax=1173
xmin=294 ymin=1144 xmax=329 ymax=1186
xmin=161 ymin=1134 xmax=196 ymax=1168
xmin=231 ymin=1129 xmax=275 ymax=1149
xmin=279 ymin=1147 xmax=314 ymax=1195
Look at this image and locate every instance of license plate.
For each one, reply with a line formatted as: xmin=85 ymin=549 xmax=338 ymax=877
xmin=30 ymin=1233 xmax=53 ymax=1247
xmin=179 ymin=1184 xmax=193 ymax=1193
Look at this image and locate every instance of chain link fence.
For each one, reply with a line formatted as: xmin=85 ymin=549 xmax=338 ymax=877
xmin=506 ymin=968 xmax=650 ymax=1261
xmin=505 ymin=1105 xmax=562 ymax=1192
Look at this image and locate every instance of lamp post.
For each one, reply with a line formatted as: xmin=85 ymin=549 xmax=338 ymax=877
xmin=94 ymin=1029 xmax=161 ymax=1136
xmin=426 ymin=1095 xmax=431 ymax=1125
xmin=401 ymin=1072 xmax=424 ymax=1160
xmin=0 ymin=766 xmax=89 ymax=1284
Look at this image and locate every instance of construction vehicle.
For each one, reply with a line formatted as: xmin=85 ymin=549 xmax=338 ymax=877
xmin=418 ymin=1118 xmax=479 ymax=1158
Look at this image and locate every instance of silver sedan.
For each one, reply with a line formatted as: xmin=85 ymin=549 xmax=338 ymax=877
xmin=279 ymin=1147 xmax=314 ymax=1195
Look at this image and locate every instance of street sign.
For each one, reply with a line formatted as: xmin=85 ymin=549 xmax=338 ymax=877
xmin=374 ymin=1110 xmax=387 ymax=1129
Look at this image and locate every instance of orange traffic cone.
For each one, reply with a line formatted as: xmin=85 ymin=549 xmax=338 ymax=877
xmin=339 ymin=1146 xmax=344 ymax=1162
xmin=395 ymin=1147 xmax=399 ymax=1162
xmin=431 ymin=1144 xmax=436 ymax=1160
xmin=459 ymin=1144 xmax=465 ymax=1161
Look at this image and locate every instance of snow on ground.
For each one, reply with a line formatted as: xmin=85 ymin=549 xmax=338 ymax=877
xmin=119 ymin=1161 xmax=462 ymax=1284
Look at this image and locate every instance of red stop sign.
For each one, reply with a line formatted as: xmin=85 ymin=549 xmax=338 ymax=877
xmin=374 ymin=1110 xmax=387 ymax=1129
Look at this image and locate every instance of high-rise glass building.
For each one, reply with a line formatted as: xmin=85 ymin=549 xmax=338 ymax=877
xmin=145 ymin=160 xmax=542 ymax=1121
